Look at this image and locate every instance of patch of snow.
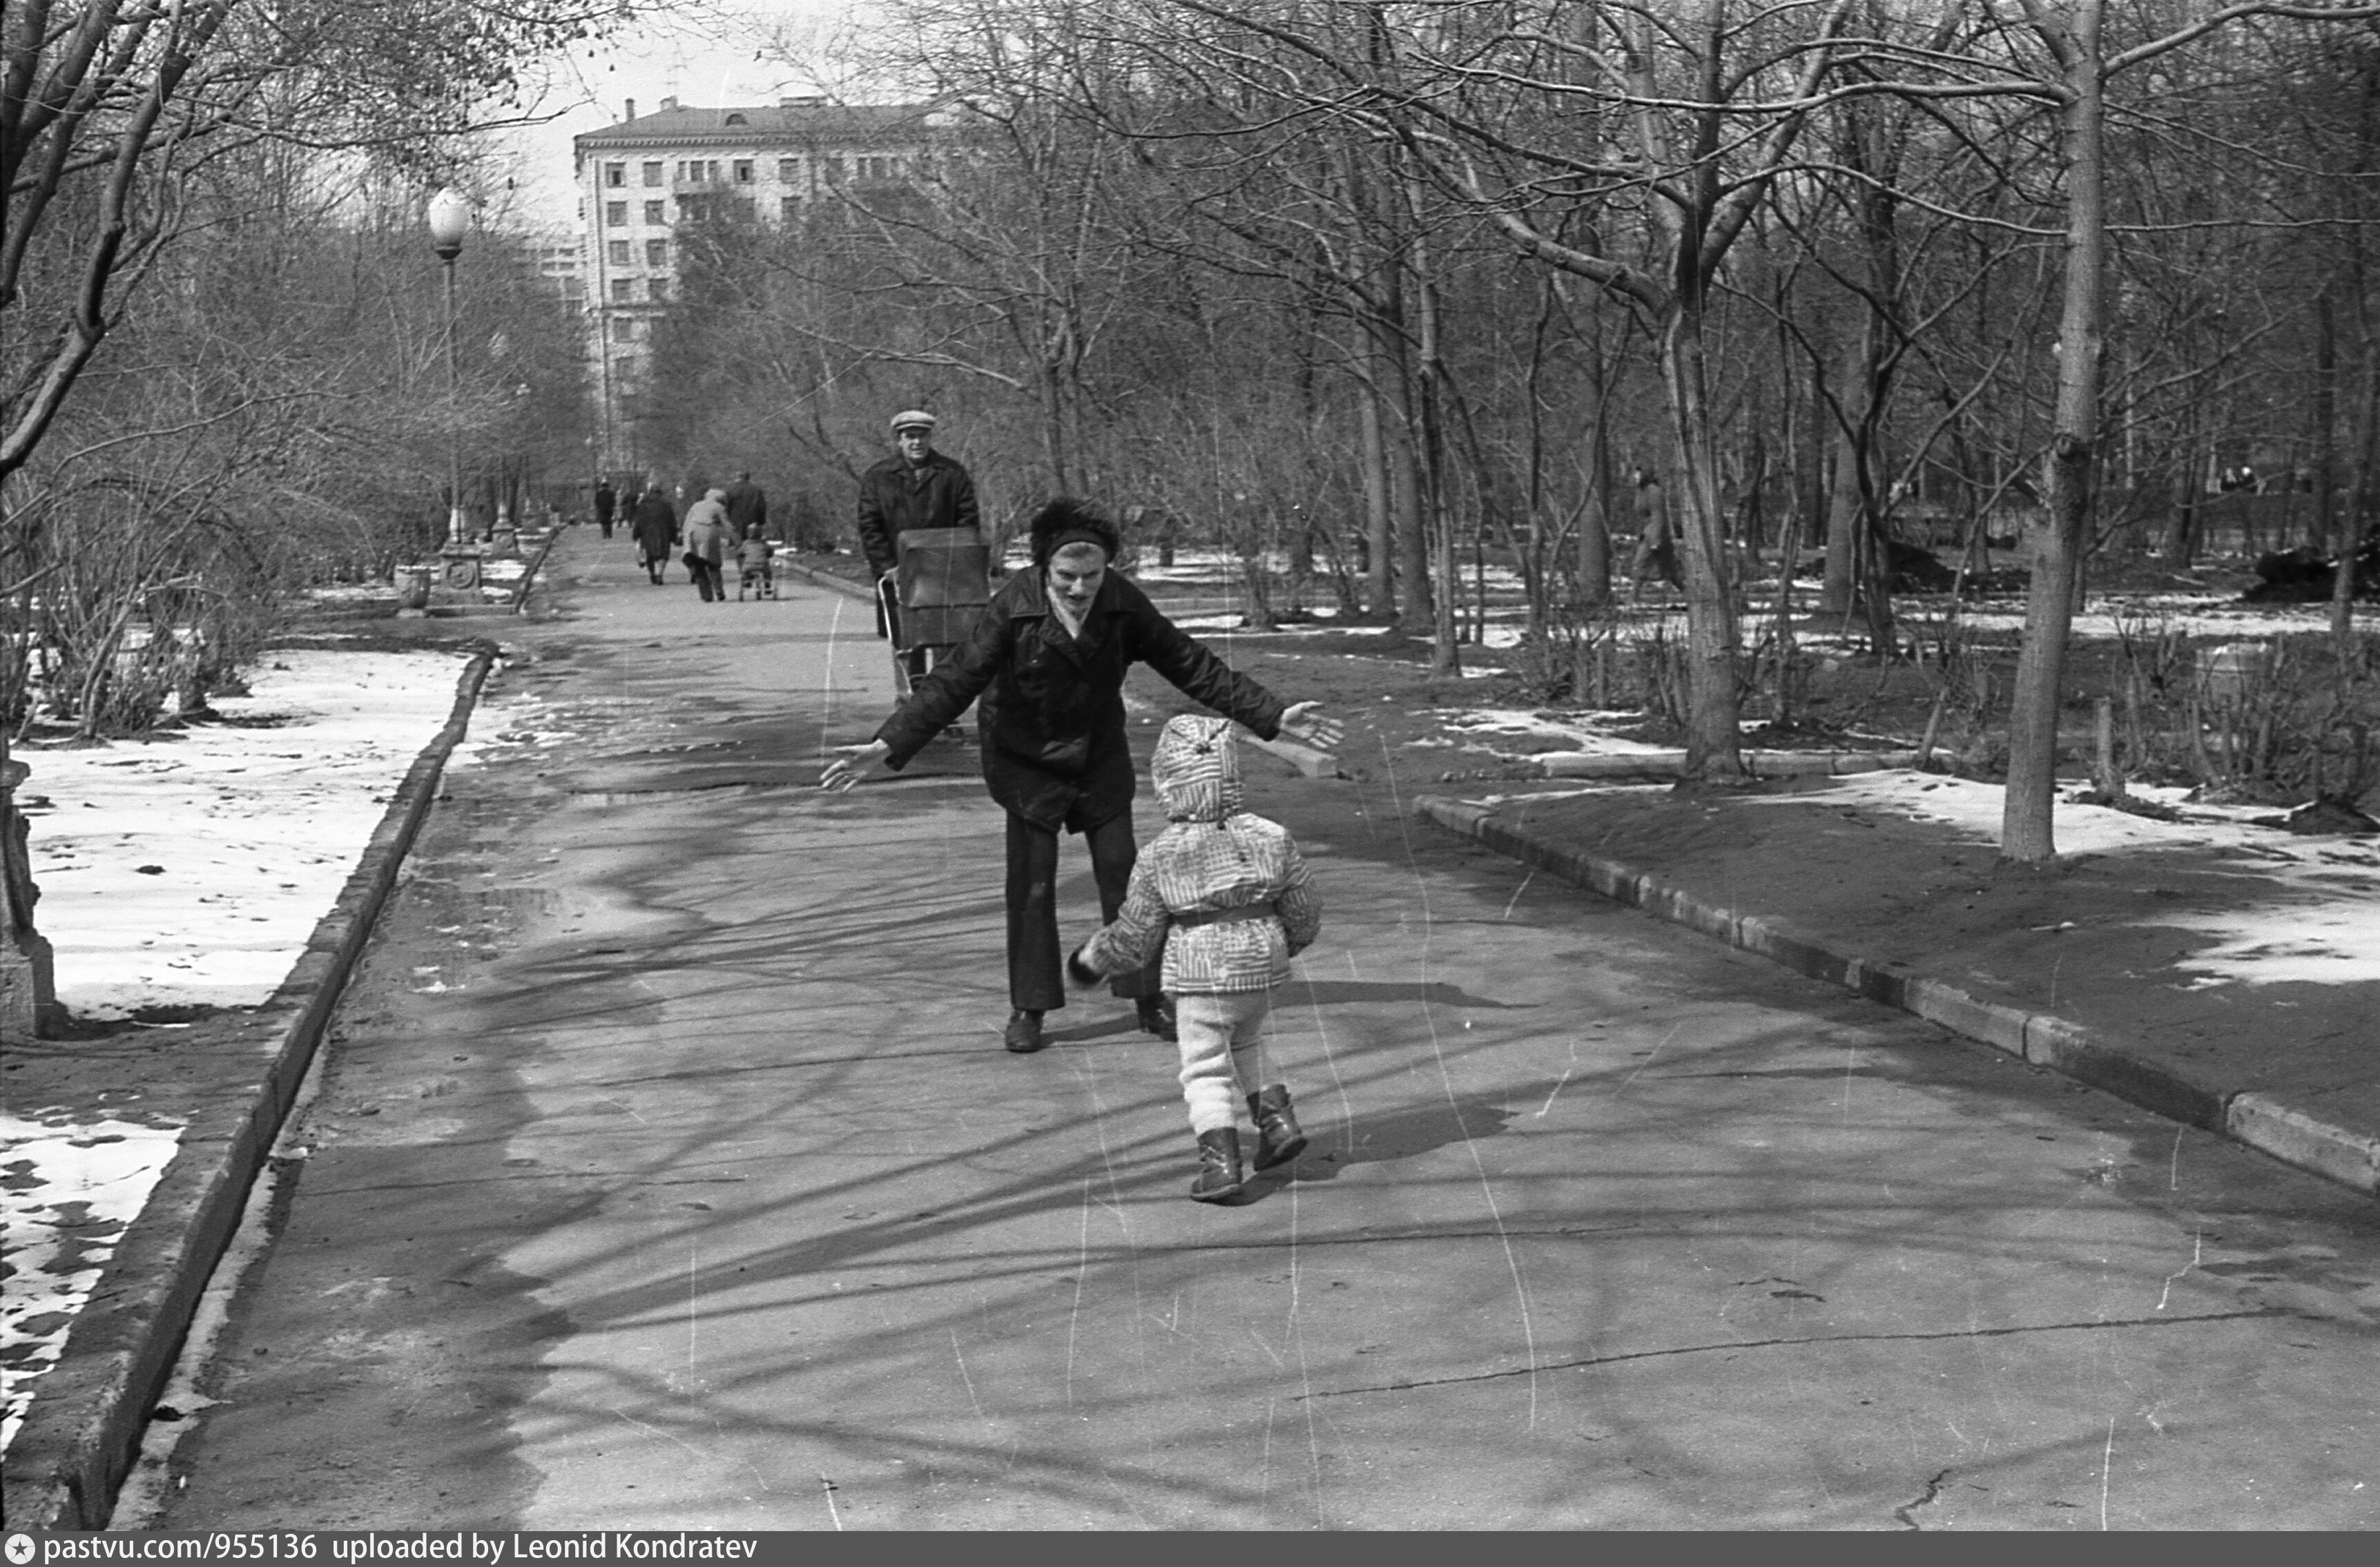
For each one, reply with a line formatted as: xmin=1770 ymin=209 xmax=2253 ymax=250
xmin=1 ymin=1110 xmax=186 ymax=1455
xmin=1757 ymin=772 xmax=2380 ymax=986
xmin=1438 ymin=709 xmax=1676 ymax=755
xmin=15 ymin=650 xmax=468 ymax=1019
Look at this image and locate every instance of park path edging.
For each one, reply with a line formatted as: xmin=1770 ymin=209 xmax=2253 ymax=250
xmin=1412 ymin=794 xmax=2379 ymax=1200
xmin=3 ymin=648 xmax=503 ymax=1531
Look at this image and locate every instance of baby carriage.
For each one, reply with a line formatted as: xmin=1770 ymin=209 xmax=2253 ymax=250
xmin=736 ymin=538 xmax=777 ymax=600
xmin=880 ymin=528 xmax=991 ymax=730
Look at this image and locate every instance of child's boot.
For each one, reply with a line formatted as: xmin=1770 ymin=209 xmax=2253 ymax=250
xmin=1189 ymin=1128 xmax=1245 ymax=1203
xmin=1248 ymin=1084 xmax=1308 ymax=1170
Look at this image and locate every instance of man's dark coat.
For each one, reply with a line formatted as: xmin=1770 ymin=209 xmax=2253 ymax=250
xmin=724 ymin=478 xmax=767 ymax=537
xmin=630 ymin=491 xmax=677 ymax=556
xmin=856 ymin=450 xmax=980 ymax=576
xmin=874 ymin=569 xmax=1286 ymax=831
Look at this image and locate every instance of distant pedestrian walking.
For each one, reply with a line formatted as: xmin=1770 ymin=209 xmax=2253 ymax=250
xmin=1068 ymin=715 xmax=1322 ymax=1203
xmin=631 ymin=484 xmax=676 ymax=585
xmin=594 ymin=479 xmax=617 ymax=539
xmin=682 ymin=487 xmax=733 ymax=604
xmin=1628 ymin=467 xmax=1682 ymax=602
xmin=724 ymin=471 xmax=768 ymax=541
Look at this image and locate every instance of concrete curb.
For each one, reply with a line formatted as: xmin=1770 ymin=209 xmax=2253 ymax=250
xmin=3 ymin=648 xmax=503 ymax=1530
xmin=774 ymin=556 xmax=875 ymax=601
xmin=1412 ymin=794 xmax=2378 ymax=1201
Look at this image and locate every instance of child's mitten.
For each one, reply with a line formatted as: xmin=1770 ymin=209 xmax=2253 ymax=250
xmin=1065 ymin=945 xmax=1104 ymax=990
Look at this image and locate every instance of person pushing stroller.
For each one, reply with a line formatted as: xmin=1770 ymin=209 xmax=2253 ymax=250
xmin=1067 ymin=714 xmax=1321 ymax=1203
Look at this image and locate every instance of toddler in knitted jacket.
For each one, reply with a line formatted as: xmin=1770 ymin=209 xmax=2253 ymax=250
xmin=1067 ymin=714 xmax=1322 ymax=1202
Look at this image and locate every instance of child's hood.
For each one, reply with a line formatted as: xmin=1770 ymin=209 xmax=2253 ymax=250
xmin=1152 ymin=714 xmax=1242 ymax=822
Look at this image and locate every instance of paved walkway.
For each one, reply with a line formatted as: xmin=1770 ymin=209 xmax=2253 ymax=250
xmin=12 ymin=532 xmax=2378 ymax=1530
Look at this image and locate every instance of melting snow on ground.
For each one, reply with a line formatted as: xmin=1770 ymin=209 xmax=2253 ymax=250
xmin=1 ymin=1111 xmax=187 ymax=1454
xmin=13 ymin=650 xmax=470 ymax=1018
xmin=1500 ymin=770 xmax=2380 ymax=989
xmin=1798 ymin=772 xmax=2380 ymax=987
xmin=2 ymin=650 xmax=466 ymax=1454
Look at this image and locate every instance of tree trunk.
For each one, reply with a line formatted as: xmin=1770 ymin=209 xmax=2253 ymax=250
xmin=1577 ymin=311 xmax=1615 ymax=606
xmin=1357 ymin=364 xmax=1395 ymax=619
xmin=2339 ymin=289 xmax=2377 ymax=645
xmin=1660 ymin=296 xmax=1748 ymax=780
xmin=2315 ymin=285 xmax=2339 ymax=551
xmin=1412 ymin=225 xmax=1462 ymax=676
xmin=2002 ymin=0 xmax=2106 ymax=863
xmin=1383 ymin=328 xmax=1435 ymax=636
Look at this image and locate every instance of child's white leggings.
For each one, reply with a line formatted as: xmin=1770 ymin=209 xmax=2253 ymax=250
xmin=1174 ymin=991 xmax=1274 ymax=1134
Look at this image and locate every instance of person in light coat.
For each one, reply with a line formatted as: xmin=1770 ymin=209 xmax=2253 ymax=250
xmin=681 ymin=487 xmax=733 ymax=604
xmin=1067 ymin=714 xmax=1321 ymax=1203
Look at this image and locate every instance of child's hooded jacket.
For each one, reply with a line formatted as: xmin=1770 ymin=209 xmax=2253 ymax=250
xmin=1081 ymin=715 xmax=1320 ymax=993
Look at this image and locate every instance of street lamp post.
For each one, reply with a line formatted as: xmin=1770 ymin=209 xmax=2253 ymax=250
xmin=427 ymin=187 xmax=470 ymax=551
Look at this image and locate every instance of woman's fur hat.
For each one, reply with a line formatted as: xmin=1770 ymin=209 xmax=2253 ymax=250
xmin=1028 ymin=496 xmax=1122 ymax=567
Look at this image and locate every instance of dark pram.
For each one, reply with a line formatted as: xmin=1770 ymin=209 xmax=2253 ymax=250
xmin=880 ymin=527 xmax=991 ymax=698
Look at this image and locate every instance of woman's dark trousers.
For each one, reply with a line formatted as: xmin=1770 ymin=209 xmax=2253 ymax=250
xmin=1005 ymin=808 xmax=1159 ymax=1013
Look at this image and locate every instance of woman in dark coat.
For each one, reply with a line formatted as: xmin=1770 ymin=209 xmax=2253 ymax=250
xmin=630 ymin=486 xmax=677 ymax=585
xmin=822 ymin=498 xmax=1340 ymax=1053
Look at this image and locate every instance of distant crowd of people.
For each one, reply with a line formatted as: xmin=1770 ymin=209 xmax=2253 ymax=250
xmin=593 ymin=469 xmax=779 ymax=603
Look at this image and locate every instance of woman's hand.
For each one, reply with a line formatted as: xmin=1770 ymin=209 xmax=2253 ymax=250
xmin=820 ymin=739 xmax=892 ymax=792
xmin=1278 ymin=701 xmax=1343 ymax=752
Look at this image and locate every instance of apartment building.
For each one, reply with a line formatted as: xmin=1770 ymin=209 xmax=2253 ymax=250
xmin=523 ymin=231 xmax=584 ymax=315
xmin=572 ymin=95 xmax=945 ymax=474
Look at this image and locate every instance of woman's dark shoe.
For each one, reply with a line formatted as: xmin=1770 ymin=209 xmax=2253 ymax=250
xmin=1003 ymin=1009 xmax=1046 ymax=1053
xmin=1136 ymin=993 xmax=1177 ymax=1042
xmin=1248 ymin=1084 xmax=1308 ymax=1169
xmin=1189 ymin=1127 xmax=1246 ymax=1203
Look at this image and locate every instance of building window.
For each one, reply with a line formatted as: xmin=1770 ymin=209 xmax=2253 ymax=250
xmin=605 ymin=201 xmax=628 ymax=228
xmin=777 ymin=157 xmax=799 ymax=182
xmin=778 ymin=195 xmax=802 ymax=224
xmin=644 ymin=200 xmax=666 ymax=225
xmin=610 ymin=278 xmax=634 ymax=301
xmin=604 ymin=162 xmax=626 ymax=187
xmin=677 ymin=194 xmax=713 ymax=224
xmin=860 ymin=156 xmax=896 ymax=181
xmin=643 ymin=161 xmax=664 ymax=187
xmin=646 ymin=278 xmax=668 ymax=302
xmin=733 ymin=159 xmax=754 ymax=183
xmin=645 ymin=239 xmax=668 ymax=267
xmin=614 ymin=356 xmax=637 ymax=385
xmin=824 ymin=155 xmax=844 ymax=184
xmin=606 ymin=240 xmax=630 ymax=267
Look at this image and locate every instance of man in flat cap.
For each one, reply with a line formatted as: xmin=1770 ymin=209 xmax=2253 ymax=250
xmin=858 ymin=409 xmax=983 ymax=685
